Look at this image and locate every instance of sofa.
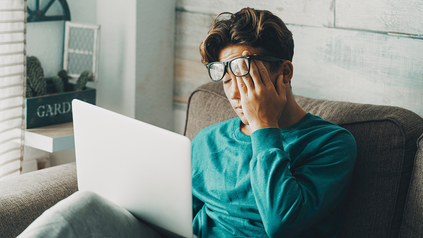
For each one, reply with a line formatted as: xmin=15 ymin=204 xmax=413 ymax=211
xmin=1 ymin=81 xmax=423 ymax=238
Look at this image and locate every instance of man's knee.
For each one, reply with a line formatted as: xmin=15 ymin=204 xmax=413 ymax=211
xmin=49 ymin=190 xmax=109 ymax=217
xmin=19 ymin=191 xmax=154 ymax=238
xmin=68 ymin=190 xmax=104 ymax=205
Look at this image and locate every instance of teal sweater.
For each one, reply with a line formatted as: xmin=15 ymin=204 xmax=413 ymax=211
xmin=191 ymin=113 xmax=357 ymax=238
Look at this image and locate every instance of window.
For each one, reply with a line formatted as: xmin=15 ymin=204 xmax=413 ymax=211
xmin=0 ymin=0 xmax=26 ymax=179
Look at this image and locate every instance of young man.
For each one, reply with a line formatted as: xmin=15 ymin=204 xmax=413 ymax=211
xmin=190 ymin=7 xmax=357 ymax=237
xmin=18 ymin=7 xmax=356 ymax=238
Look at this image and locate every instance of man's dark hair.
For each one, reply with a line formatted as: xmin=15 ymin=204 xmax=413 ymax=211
xmin=199 ymin=7 xmax=294 ymax=73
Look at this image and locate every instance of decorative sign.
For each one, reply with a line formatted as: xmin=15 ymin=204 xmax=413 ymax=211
xmin=26 ymin=87 xmax=96 ymax=129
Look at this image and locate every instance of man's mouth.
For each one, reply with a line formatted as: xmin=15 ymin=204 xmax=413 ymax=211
xmin=234 ymin=106 xmax=244 ymax=115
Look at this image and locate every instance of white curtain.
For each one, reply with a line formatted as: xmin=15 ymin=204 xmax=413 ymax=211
xmin=0 ymin=0 xmax=26 ymax=179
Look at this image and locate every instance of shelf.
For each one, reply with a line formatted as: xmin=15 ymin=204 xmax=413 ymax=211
xmin=25 ymin=122 xmax=75 ymax=153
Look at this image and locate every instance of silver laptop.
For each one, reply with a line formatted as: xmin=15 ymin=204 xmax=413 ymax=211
xmin=72 ymin=99 xmax=195 ymax=238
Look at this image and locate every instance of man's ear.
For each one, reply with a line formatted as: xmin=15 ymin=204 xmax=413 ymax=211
xmin=281 ymin=61 xmax=293 ymax=84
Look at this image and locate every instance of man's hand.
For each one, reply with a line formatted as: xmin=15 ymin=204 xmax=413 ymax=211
xmin=236 ymin=51 xmax=288 ymax=133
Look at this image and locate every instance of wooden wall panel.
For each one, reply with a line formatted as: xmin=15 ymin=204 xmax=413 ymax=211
xmin=336 ymin=0 xmax=423 ymax=36
xmin=176 ymin=0 xmax=335 ymax=27
xmin=173 ymin=4 xmax=423 ymax=117
xmin=174 ymin=11 xmax=423 ymax=116
xmin=176 ymin=0 xmax=239 ymax=15
xmin=174 ymin=11 xmax=214 ymax=102
xmin=291 ymin=25 xmax=423 ymax=115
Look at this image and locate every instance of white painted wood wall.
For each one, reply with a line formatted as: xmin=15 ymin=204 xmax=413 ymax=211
xmin=173 ymin=0 xmax=423 ymax=129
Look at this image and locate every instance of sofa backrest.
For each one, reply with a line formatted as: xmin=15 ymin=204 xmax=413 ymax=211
xmin=399 ymin=134 xmax=423 ymax=237
xmin=184 ymin=82 xmax=423 ymax=238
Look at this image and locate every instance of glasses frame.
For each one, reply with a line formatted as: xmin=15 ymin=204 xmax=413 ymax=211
xmin=205 ymin=55 xmax=286 ymax=82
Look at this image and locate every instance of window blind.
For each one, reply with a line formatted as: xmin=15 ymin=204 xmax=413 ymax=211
xmin=0 ymin=0 xmax=26 ymax=179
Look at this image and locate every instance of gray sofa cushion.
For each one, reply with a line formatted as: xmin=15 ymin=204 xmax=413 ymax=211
xmin=185 ymin=82 xmax=423 ymax=238
xmin=184 ymin=82 xmax=237 ymax=140
xmin=295 ymin=96 xmax=423 ymax=238
xmin=399 ymin=134 xmax=423 ymax=237
xmin=0 ymin=162 xmax=77 ymax=238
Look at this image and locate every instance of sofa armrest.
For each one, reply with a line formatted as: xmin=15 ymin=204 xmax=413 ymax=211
xmin=0 ymin=162 xmax=77 ymax=238
xmin=400 ymin=134 xmax=423 ymax=237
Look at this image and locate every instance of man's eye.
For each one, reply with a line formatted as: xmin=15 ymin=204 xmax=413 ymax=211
xmin=223 ymin=74 xmax=231 ymax=84
xmin=223 ymin=78 xmax=231 ymax=84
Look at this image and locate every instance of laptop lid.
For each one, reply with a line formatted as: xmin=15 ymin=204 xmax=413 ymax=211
xmin=72 ymin=99 xmax=193 ymax=237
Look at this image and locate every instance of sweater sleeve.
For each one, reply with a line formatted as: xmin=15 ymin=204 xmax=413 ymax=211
xmin=249 ymin=127 xmax=356 ymax=238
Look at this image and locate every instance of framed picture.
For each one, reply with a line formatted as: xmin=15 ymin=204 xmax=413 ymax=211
xmin=63 ymin=21 xmax=101 ymax=82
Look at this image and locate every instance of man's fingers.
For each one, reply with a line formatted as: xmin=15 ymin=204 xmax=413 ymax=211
xmin=254 ymin=60 xmax=272 ymax=87
xmin=248 ymin=60 xmax=265 ymax=89
xmin=240 ymin=50 xmax=259 ymax=90
xmin=236 ymin=57 xmax=249 ymax=76
xmin=236 ymin=77 xmax=248 ymax=96
xmin=236 ymin=68 xmax=254 ymax=91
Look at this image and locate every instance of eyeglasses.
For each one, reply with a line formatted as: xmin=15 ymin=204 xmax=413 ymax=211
xmin=206 ymin=55 xmax=285 ymax=82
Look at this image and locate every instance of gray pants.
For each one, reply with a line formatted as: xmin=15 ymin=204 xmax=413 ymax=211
xmin=17 ymin=190 xmax=162 ymax=238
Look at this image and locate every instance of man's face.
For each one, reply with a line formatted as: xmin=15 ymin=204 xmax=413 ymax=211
xmin=218 ymin=45 xmax=281 ymax=126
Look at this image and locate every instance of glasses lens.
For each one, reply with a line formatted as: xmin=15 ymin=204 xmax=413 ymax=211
xmin=209 ymin=63 xmax=225 ymax=81
xmin=230 ymin=58 xmax=249 ymax=76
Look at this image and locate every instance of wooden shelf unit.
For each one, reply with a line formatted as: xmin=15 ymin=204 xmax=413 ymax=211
xmin=25 ymin=123 xmax=74 ymax=153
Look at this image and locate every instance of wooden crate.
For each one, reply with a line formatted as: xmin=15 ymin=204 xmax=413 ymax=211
xmin=25 ymin=79 xmax=96 ymax=129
